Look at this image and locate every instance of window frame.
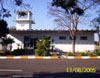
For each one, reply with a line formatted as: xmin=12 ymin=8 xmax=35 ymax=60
xmin=59 ymin=36 xmax=67 ymax=40
xmin=80 ymin=36 xmax=87 ymax=40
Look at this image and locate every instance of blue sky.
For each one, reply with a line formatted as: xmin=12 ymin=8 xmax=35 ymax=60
xmin=5 ymin=0 xmax=54 ymax=29
xmin=5 ymin=0 xmax=100 ymax=41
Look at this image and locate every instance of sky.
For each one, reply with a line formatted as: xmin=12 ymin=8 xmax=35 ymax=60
xmin=4 ymin=0 xmax=100 ymax=41
xmin=5 ymin=0 xmax=54 ymax=29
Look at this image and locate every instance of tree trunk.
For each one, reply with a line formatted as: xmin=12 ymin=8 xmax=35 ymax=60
xmin=72 ymin=39 xmax=75 ymax=53
xmin=99 ymin=35 xmax=100 ymax=51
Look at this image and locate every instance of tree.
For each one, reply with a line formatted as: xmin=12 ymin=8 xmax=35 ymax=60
xmin=50 ymin=0 xmax=99 ymax=53
xmin=35 ymin=36 xmax=50 ymax=56
xmin=91 ymin=16 xmax=100 ymax=51
xmin=41 ymin=35 xmax=50 ymax=50
xmin=0 ymin=0 xmax=30 ymax=19
xmin=0 ymin=0 xmax=30 ymax=38
xmin=2 ymin=37 xmax=14 ymax=51
xmin=37 ymin=36 xmax=50 ymax=51
xmin=0 ymin=20 xmax=9 ymax=38
xmin=0 ymin=0 xmax=30 ymax=51
xmin=9 ymin=26 xmax=16 ymax=30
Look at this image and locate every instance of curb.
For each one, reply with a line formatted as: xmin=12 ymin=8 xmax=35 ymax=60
xmin=0 ymin=56 xmax=58 ymax=59
xmin=0 ymin=56 xmax=100 ymax=59
xmin=63 ymin=56 xmax=100 ymax=59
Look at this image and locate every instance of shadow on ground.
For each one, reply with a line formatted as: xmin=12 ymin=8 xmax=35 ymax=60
xmin=0 ymin=72 xmax=100 ymax=78
xmin=32 ymin=72 xmax=100 ymax=78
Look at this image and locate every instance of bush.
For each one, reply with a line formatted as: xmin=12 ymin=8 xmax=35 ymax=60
xmin=36 ymin=41 xmax=44 ymax=49
xmin=96 ymin=52 xmax=100 ymax=56
xmin=12 ymin=49 xmax=25 ymax=56
xmin=88 ymin=52 xmax=93 ymax=56
xmin=66 ymin=52 xmax=74 ymax=56
xmin=35 ymin=49 xmax=43 ymax=56
xmin=41 ymin=51 xmax=48 ymax=56
xmin=80 ymin=53 xmax=88 ymax=56
xmin=35 ymin=49 xmax=48 ymax=56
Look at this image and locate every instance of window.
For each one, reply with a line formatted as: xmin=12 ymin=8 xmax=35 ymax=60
xmin=59 ymin=36 xmax=66 ymax=40
xmin=24 ymin=36 xmax=30 ymax=41
xmin=80 ymin=36 xmax=87 ymax=40
xmin=51 ymin=39 xmax=54 ymax=43
xmin=18 ymin=13 xmax=28 ymax=19
xmin=69 ymin=36 xmax=76 ymax=40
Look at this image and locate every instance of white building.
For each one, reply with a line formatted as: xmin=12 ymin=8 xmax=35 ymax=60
xmin=7 ymin=11 xmax=95 ymax=52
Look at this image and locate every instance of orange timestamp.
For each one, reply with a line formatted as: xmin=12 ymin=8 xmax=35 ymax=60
xmin=66 ymin=67 xmax=96 ymax=73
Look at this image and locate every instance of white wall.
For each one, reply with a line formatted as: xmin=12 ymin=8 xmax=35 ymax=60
xmin=7 ymin=34 xmax=24 ymax=51
xmin=16 ymin=22 xmax=31 ymax=30
xmin=8 ymin=31 xmax=95 ymax=52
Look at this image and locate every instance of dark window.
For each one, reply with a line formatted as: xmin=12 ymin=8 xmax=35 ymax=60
xmin=59 ymin=36 xmax=66 ymax=40
xmin=24 ymin=36 xmax=30 ymax=41
xmin=69 ymin=36 xmax=76 ymax=40
xmin=80 ymin=36 xmax=87 ymax=40
xmin=52 ymin=39 xmax=54 ymax=43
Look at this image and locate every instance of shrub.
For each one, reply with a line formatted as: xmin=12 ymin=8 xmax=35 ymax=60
xmin=80 ymin=53 xmax=88 ymax=56
xmin=66 ymin=52 xmax=74 ymax=56
xmin=88 ymin=52 xmax=93 ymax=56
xmin=34 ymin=35 xmax=50 ymax=56
xmin=36 ymin=41 xmax=44 ymax=49
xmin=35 ymin=49 xmax=48 ymax=56
xmin=35 ymin=49 xmax=43 ymax=56
xmin=96 ymin=52 xmax=100 ymax=56
xmin=41 ymin=51 xmax=48 ymax=56
xmin=12 ymin=49 xmax=25 ymax=56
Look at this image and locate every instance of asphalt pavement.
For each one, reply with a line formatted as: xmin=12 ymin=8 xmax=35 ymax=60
xmin=0 ymin=59 xmax=100 ymax=78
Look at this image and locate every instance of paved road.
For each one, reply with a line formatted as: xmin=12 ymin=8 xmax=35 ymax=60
xmin=0 ymin=59 xmax=100 ymax=78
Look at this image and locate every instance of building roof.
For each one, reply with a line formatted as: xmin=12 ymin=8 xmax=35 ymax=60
xmin=9 ymin=29 xmax=96 ymax=33
xmin=13 ymin=19 xmax=35 ymax=24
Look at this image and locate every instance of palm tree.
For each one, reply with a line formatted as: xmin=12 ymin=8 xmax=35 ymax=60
xmin=2 ymin=37 xmax=14 ymax=51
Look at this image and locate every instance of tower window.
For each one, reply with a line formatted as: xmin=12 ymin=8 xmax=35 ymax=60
xmin=18 ymin=13 xmax=28 ymax=19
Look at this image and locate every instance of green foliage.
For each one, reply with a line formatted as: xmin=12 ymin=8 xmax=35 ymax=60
xmin=35 ymin=49 xmax=44 ymax=56
xmin=52 ymin=0 xmax=84 ymax=15
xmin=35 ymin=49 xmax=48 ymax=56
xmin=12 ymin=49 xmax=25 ymax=56
xmin=41 ymin=51 xmax=48 ymax=56
xmin=96 ymin=52 xmax=100 ymax=56
xmin=35 ymin=49 xmax=41 ymax=56
xmin=35 ymin=35 xmax=50 ymax=56
xmin=80 ymin=53 xmax=88 ymax=56
xmin=9 ymin=26 xmax=16 ymax=30
xmin=88 ymin=52 xmax=93 ymax=56
xmin=3 ymin=37 xmax=14 ymax=45
xmin=42 ymin=35 xmax=50 ymax=48
xmin=36 ymin=41 xmax=44 ymax=49
xmin=66 ymin=52 xmax=74 ymax=56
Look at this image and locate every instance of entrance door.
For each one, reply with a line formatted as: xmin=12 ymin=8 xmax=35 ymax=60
xmin=24 ymin=36 xmax=38 ymax=49
xmin=24 ymin=36 xmax=30 ymax=49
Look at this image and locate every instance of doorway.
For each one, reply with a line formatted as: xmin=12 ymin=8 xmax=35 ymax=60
xmin=24 ymin=36 xmax=38 ymax=49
